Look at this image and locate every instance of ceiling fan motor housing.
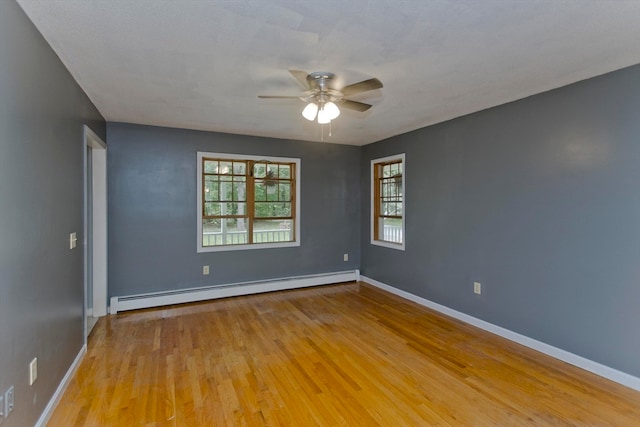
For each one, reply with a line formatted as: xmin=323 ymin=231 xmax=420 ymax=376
xmin=306 ymin=72 xmax=336 ymax=91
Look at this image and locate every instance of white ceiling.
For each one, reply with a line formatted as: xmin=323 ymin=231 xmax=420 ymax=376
xmin=17 ymin=0 xmax=640 ymax=146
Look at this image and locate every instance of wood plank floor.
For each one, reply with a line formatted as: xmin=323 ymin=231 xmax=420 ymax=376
xmin=48 ymin=282 xmax=640 ymax=426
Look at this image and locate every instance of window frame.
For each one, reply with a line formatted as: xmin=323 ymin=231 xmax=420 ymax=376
xmin=371 ymin=153 xmax=405 ymax=251
xmin=197 ymin=151 xmax=301 ymax=253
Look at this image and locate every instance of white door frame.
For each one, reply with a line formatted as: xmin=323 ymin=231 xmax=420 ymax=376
xmin=83 ymin=125 xmax=107 ymax=339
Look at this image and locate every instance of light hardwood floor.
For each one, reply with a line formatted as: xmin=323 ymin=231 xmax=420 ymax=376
xmin=48 ymin=282 xmax=640 ymax=426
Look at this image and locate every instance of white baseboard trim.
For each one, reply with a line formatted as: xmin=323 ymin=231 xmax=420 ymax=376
xmin=34 ymin=344 xmax=87 ymax=427
xmin=110 ymin=270 xmax=359 ymax=314
xmin=361 ymin=275 xmax=640 ymax=392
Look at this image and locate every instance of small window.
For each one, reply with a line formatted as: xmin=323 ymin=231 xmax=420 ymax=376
xmin=197 ymin=152 xmax=300 ymax=252
xmin=371 ymin=154 xmax=405 ymax=250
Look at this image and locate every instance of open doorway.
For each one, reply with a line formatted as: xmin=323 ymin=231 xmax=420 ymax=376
xmin=84 ymin=126 xmax=107 ymax=340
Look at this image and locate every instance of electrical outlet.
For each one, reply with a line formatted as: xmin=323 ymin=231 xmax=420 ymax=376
xmin=474 ymin=281 xmax=482 ymax=295
xmin=343 ymin=253 xmax=349 ymax=262
xmin=4 ymin=386 xmax=14 ymax=417
xmin=29 ymin=357 xmax=38 ymax=385
xmin=203 ymin=265 xmax=210 ymax=275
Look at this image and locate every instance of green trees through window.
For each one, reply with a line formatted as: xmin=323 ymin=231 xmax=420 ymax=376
xmin=372 ymin=154 xmax=405 ymax=250
xmin=199 ymin=153 xmax=299 ymax=250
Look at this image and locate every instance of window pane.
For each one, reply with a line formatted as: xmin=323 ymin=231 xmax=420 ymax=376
xmin=219 ymin=161 xmax=232 ymax=174
xmin=204 ymin=160 xmax=218 ymax=173
xmin=223 ymin=219 xmax=247 ymax=245
xmin=233 ymin=162 xmax=246 ymax=175
xmin=203 ymin=219 xmax=220 ymax=231
xmin=390 ymin=203 xmax=398 ymax=216
xmin=222 ymin=202 xmax=245 ymax=216
xmin=204 ymin=178 xmax=219 ymax=201
xmin=204 ymin=202 xmax=221 ymax=216
xmin=253 ymin=219 xmax=293 ymax=243
xmin=232 ymin=181 xmax=246 ymax=201
xmin=381 ymin=181 xmax=390 ymax=197
xmin=266 ymin=183 xmax=278 ymax=201
xmin=382 ymin=217 xmax=403 ymax=244
xmin=280 ymin=202 xmax=291 ymax=217
xmin=255 ymin=182 xmax=266 ymax=201
xmin=267 ymin=164 xmax=278 ymax=179
xmin=202 ymin=219 xmax=220 ymax=247
xmin=255 ymin=202 xmax=291 ymax=218
xmin=254 ymin=163 xmax=266 ymax=178
xmin=279 ymin=183 xmax=291 ymax=201
xmin=203 ymin=218 xmax=248 ymax=246
xmin=279 ymin=164 xmax=291 ymax=178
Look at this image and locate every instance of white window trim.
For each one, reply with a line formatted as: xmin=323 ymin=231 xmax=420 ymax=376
xmin=197 ymin=151 xmax=301 ymax=253
xmin=370 ymin=153 xmax=405 ymax=251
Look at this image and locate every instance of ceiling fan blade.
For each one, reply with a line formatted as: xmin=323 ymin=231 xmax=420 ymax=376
xmin=258 ymin=95 xmax=301 ymax=99
xmin=340 ymin=99 xmax=372 ymax=112
xmin=341 ymin=78 xmax=383 ymax=97
xmin=289 ymin=69 xmax=310 ymax=88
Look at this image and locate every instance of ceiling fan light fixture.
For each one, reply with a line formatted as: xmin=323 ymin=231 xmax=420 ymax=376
xmin=260 ymin=70 xmax=383 ymax=131
xmin=302 ymin=102 xmax=318 ymax=121
xmin=324 ymin=101 xmax=340 ymax=120
xmin=317 ymin=106 xmax=331 ymax=124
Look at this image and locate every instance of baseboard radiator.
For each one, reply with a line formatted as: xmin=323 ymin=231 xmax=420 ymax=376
xmin=110 ymin=269 xmax=360 ymax=314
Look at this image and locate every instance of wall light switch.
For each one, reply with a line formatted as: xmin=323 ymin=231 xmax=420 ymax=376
xmin=29 ymin=357 xmax=38 ymax=385
xmin=69 ymin=232 xmax=77 ymax=249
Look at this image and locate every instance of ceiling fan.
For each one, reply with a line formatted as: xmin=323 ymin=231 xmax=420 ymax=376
xmin=258 ymin=70 xmax=383 ymax=124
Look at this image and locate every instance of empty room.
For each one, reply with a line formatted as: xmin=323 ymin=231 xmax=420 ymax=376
xmin=1 ymin=0 xmax=639 ymax=425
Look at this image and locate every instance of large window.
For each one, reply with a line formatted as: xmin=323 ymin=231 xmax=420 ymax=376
xmin=371 ymin=154 xmax=405 ymax=250
xmin=197 ymin=152 xmax=300 ymax=252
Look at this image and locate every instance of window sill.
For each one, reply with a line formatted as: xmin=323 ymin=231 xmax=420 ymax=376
xmin=370 ymin=239 xmax=405 ymax=251
xmin=197 ymin=240 xmax=300 ymax=253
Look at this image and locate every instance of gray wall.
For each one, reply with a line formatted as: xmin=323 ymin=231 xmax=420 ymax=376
xmin=361 ymin=65 xmax=640 ymax=377
xmin=107 ymin=123 xmax=360 ymax=298
xmin=0 ymin=1 xmax=106 ymax=426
